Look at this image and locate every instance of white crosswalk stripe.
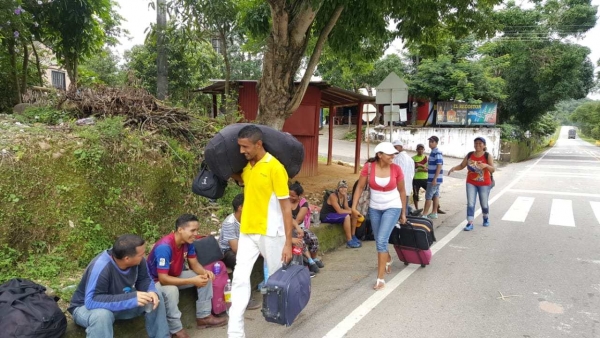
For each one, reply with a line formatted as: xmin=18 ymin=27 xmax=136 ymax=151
xmin=591 ymin=201 xmax=600 ymax=225
xmin=549 ymin=199 xmax=575 ymax=227
xmin=502 ymin=197 xmax=535 ymax=222
xmin=498 ymin=196 xmax=600 ymax=227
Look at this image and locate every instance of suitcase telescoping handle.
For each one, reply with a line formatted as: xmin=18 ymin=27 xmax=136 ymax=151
xmin=400 ymin=221 xmax=425 ymax=266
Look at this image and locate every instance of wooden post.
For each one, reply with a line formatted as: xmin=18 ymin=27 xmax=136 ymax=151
xmin=354 ymin=102 xmax=363 ymax=174
xmin=212 ymin=94 xmax=218 ymax=118
xmin=327 ymin=105 xmax=334 ymax=165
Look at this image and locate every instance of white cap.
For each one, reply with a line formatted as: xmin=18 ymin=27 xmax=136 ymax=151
xmin=374 ymin=142 xmax=398 ymax=155
xmin=391 ymin=139 xmax=403 ymax=146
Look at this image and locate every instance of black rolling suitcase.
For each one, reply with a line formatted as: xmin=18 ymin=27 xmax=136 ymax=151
xmin=261 ymin=262 xmax=311 ymax=326
xmin=389 ymin=219 xmax=436 ymax=267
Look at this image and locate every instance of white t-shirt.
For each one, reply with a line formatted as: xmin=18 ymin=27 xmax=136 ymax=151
xmin=393 ymin=151 xmax=415 ymax=195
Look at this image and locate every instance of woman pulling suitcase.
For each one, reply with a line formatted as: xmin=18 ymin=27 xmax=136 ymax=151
xmin=351 ymin=142 xmax=407 ymax=291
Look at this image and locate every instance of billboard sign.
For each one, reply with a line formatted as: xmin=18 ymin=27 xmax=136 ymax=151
xmin=436 ymin=102 xmax=497 ymax=126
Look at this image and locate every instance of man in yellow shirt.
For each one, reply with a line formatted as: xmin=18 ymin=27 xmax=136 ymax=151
xmin=228 ymin=125 xmax=293 ymax=338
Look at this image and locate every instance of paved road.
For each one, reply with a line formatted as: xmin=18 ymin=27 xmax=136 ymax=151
xmin=322 ymin=126 xmax=600 ymax=338
xmin=194 ymin=127 xmax=600 ymax=338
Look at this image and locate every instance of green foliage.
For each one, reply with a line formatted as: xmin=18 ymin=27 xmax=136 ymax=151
xmin=570 ymin=101 xmax=600 ymax=139
xmin=549 ymin=98 xmax=593 ymax=125
xmin=481 ymin=0 xmax=597 ymax=126
xmin=409 ymin=37 xmax=506 ymax=103
xmin=16 ymin=106 xmax=74 ymax=125
xmin=26 ymin=0 xmax=124 ymax=86
xmin=124 ymin=23 xmax=220 ymax=108
xmin=318 ymin=53 xmax=406 ymax=92
xmin=78 ymin=47 xmax=124 ymax=87
xmin=0 ymin=113 xmax=231 ymax=289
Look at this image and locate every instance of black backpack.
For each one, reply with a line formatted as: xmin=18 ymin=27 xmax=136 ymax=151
xmin=192 ymin=161 xmax=228 ymax=199
xmin=0 ymin=278 xmax=67 ymax=338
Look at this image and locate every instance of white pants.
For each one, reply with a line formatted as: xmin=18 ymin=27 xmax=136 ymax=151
xmin=227 ymin=233 xmax=285 ymax=338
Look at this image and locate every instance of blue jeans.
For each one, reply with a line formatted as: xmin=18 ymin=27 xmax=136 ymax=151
xmin=466 ymin=183 xmax=491 ymax=222
xmin=156 ymin=270 xmax=213 ymax=334
xmin=369 ymin=208 xmax=402 ymax=253
xmin=72 ymin=292 xmax=170 ymax=338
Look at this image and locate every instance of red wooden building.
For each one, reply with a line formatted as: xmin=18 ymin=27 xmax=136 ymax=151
xmin=197 ymin=80 xmax=374 ymax=177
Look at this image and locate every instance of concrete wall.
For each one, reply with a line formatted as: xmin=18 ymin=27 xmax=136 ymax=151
xmin=44 ymin=66 xmax=70 ymax=90
xmin=367 ymin=126 xmax=502 ymax=159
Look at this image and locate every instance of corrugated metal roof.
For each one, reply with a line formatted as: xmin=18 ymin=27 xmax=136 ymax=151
xmin=195 ymin=80 xmax=374 ymax=107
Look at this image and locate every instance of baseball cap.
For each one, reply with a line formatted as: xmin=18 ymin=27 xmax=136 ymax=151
xmin=416 ymin=143 xmax=425 ymax=149
xmin=392 ymin=139 xmax=403 ymax=146
xmin=474 ymin=136 xmax=486 ymax=145
xmin=374 ymin=142 xmax=398 ymax=155
xmin=428 ymin=135 xmax=439 ymax=143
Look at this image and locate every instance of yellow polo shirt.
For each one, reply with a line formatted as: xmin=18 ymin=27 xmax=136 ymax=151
xmin=240 ymin=153 xmax=289 ymax=236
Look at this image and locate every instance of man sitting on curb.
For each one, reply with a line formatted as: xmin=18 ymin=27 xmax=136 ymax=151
xmin=147 ymin=214 xmax=227 ymax=338
xmin=219 ymin=193 xmax=261 ymax=310
xmin=69 ymin=234 xmax=169 ymax=338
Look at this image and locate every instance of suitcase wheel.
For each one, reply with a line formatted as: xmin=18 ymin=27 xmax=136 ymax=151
xmin=404 ymin=262 xmax=409 ymax=266
xmin=421 ymin=264 xmax=426 ymax=268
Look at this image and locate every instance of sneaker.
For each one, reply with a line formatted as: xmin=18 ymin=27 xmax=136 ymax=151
xmin=309 ymin=262 xmax=320 ymax=274
xmin=310 ymin=271 xmax=316 ymax=278
xmin=483 ymin=218 xmax=490 ymax=227
xmin=352 ymin=235 xmax=362 ymax=245
xmin=346 ymin=239 xmax=361 ymax=248
xmin=427 ymin=213 xmax=438 ymax=219
xmin=464 ymin=224 xmax=474 ymax=231
xmin=437 ymin=208 xmax=447 ymax=215
xmin=314 ymin=259 xmax=325 ymax=268
xmin=246 ymin=298 xmax=261 ymax=310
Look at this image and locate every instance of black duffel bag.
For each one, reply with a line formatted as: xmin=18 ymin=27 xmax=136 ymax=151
xmin=192 ymin=161 xmax=228 ymax=199
xmin=0 ymin=278 xmax=67 ymax=338
xmin=204 ymin=123 xmax=305 ymax=181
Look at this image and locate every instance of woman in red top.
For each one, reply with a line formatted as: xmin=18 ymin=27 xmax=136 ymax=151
xmin=352 ymin=142 xmax=407 ymax=290
xmin=448 ymin=137 xmax=496 ymax=231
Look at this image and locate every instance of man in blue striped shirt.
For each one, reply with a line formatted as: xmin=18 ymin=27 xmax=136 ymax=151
xmin=69 ymin=234 xmax=169 ymax=338
xmin=422 ymin=135 xmax=444 ymax=219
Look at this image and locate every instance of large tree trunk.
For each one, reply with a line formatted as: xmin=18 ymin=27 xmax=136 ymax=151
xmin=256 ymin=1 xmax=343 ymax=130
xmin=8 ymin=38 xmax=22 ymax=104
xmin=21 ymin=43 xmax=29 ymax=93
xmin=156 ymin=0 xmax=168 ymax=100
xmin=30 ymin=39 xmax=44 ymax=86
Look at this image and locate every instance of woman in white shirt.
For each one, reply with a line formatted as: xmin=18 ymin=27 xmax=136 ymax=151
xmin=352 ymin=142 xmax=407 ymax=290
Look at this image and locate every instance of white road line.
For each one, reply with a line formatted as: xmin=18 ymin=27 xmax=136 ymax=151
xmin=540 ymin=159 xmax=600 ymax=163
xmin=322 ymin=148 xmax=553 ymax=338
xmin=591 ymin=202 xmax=600 ymax=225
xmin=520 ymin=172 xmax=600 ymax=179
xmin=529 ymin=165 xmax=600 ymax=171
xmin=549 ymin=199 xmax=575 ymax=227
xmin=509 ymin=189 xmax=600 ymax=198
xmin=502 ymin=197 xmax=535 ymax=222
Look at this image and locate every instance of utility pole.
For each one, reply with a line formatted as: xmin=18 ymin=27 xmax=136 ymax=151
xmin=156 ymin=0 xmax=168 ymax=100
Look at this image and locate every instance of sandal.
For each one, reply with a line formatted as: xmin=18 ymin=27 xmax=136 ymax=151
xmin=385 ymin=258 xmax=393 ymax=274
xmin=373 ymin=278 xmax=385 ymax=290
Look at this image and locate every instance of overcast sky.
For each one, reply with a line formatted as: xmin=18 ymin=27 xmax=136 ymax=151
xmin=115 ymin=0 xmax=599 ymax=99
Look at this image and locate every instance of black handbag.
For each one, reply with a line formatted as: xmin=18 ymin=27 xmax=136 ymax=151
xmin=193 ymin=235 xmax=224 ymax=266
xmin=192 ymin=161 xmax=228 ymax=199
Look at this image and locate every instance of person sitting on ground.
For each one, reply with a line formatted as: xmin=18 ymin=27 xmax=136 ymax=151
xmin=147 ymin=214 xmax=227 ymax=338
xmin=319 ymin=180 xmax=361 ymax=248
xmin=218 ymin=193 xmax=262 ymax=310
xmin=69 ymin=234 xmax=169 ymax=338
xmin=289 ymin=181 xmax=324 ymax=274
